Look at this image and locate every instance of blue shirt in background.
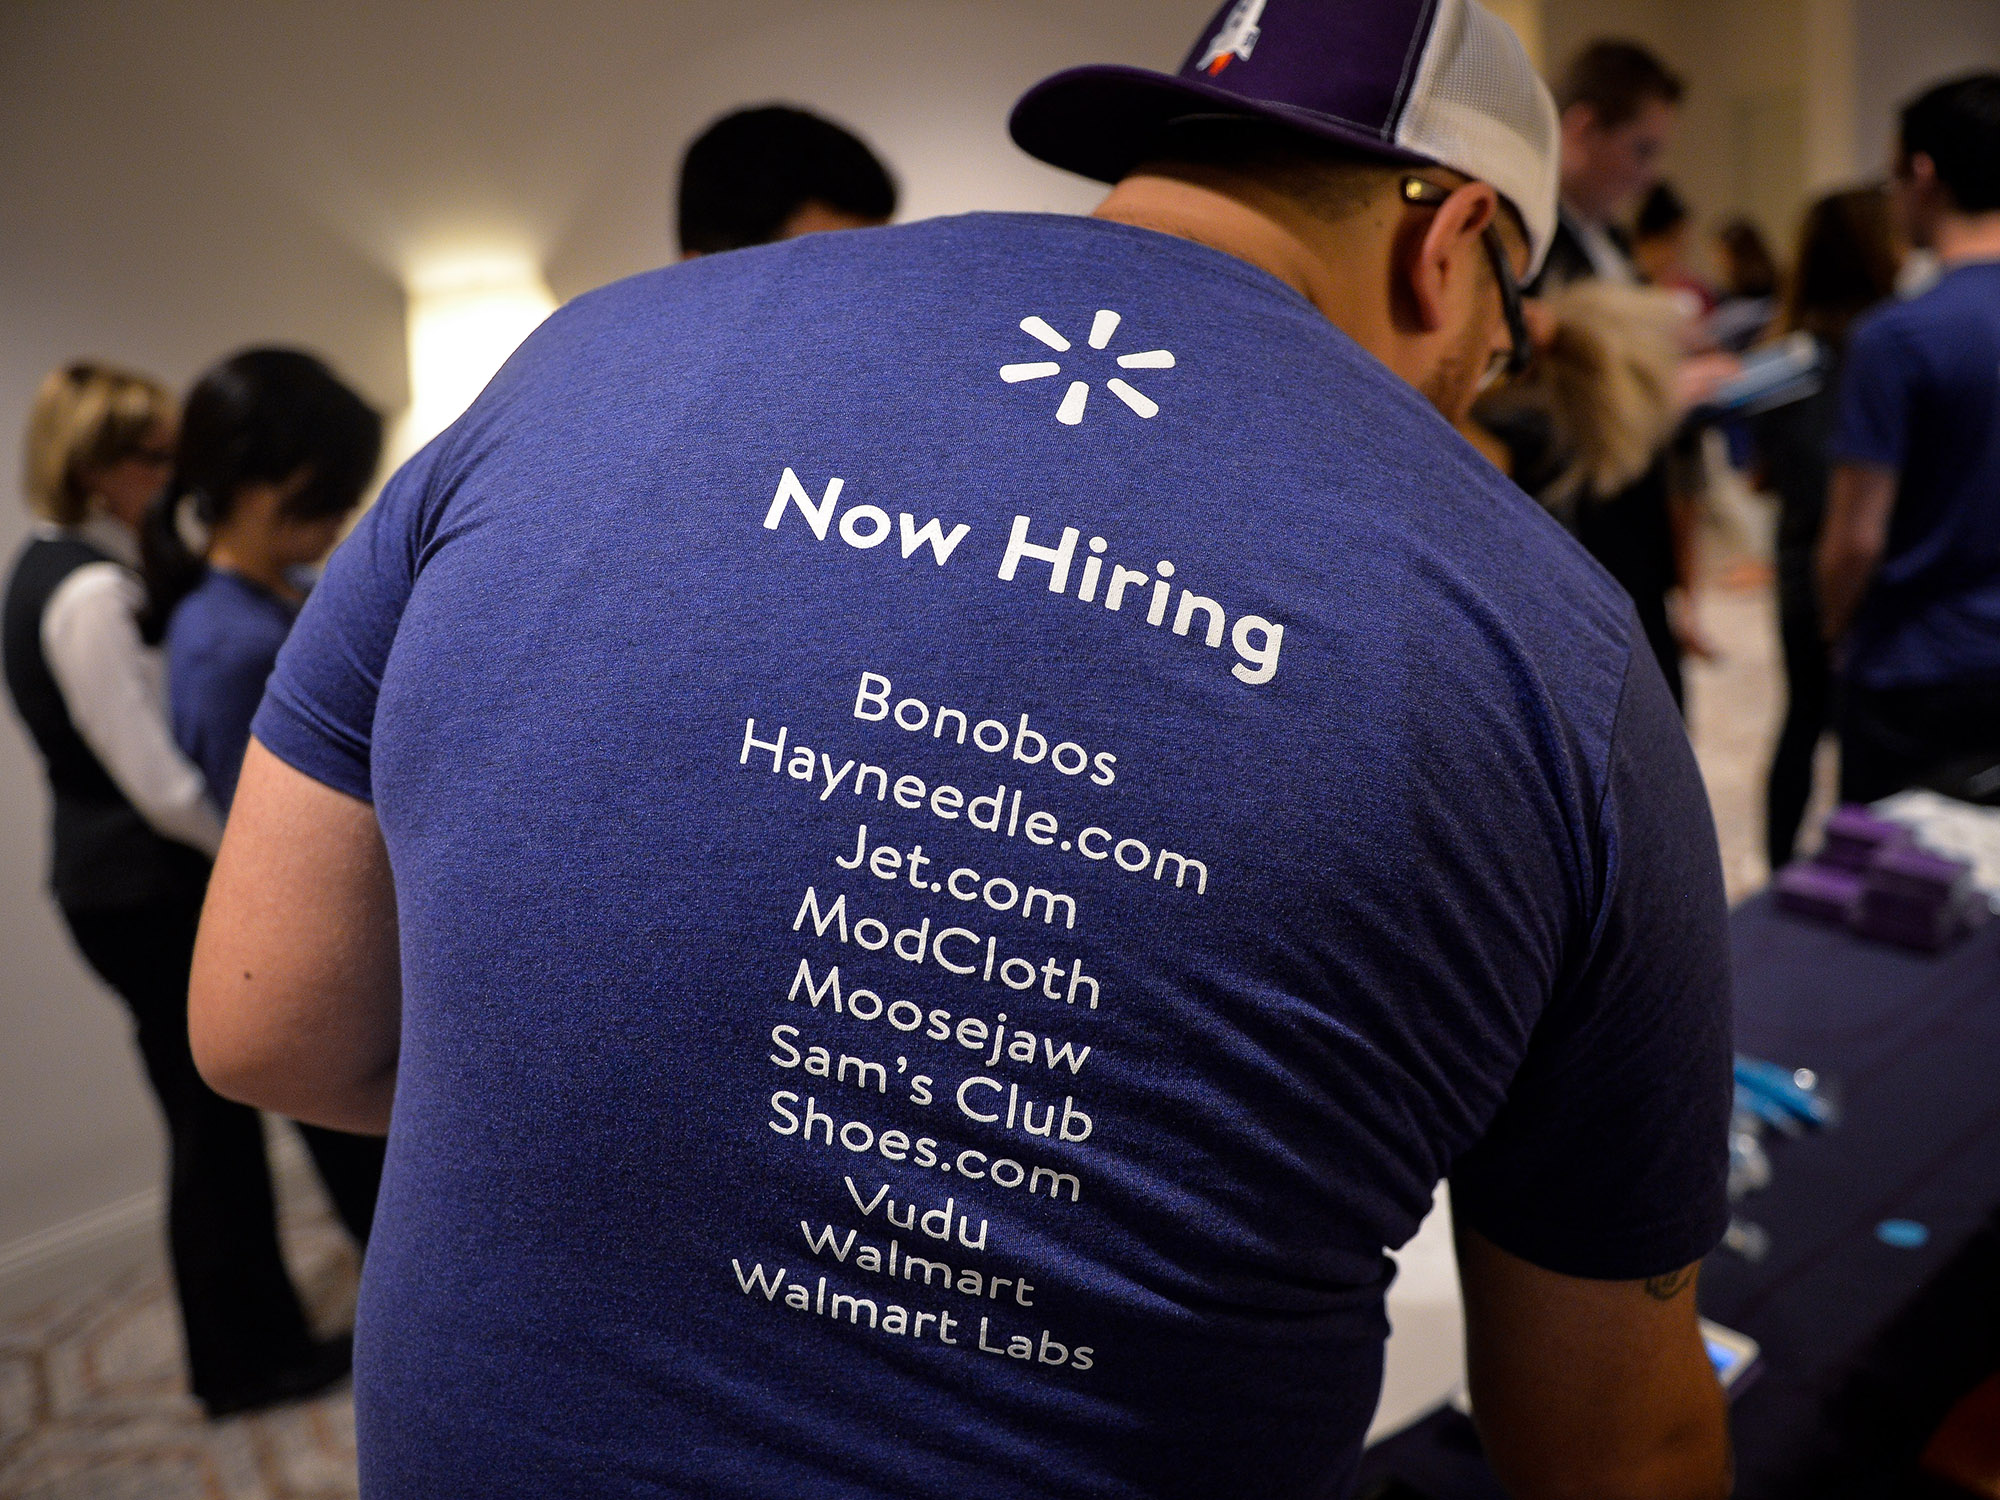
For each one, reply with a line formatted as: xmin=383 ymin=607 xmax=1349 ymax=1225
xmin=1832 ymin=260 xmax=2000 ymax=688
xmin=169 ymin=568 xmax=297 ymax=811
xmin=254 ymin=213 xmax=1732 ymax=1500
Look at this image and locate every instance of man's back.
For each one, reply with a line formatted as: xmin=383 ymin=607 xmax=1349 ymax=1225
xmin=1836 ymin=261 xmax=2000 ymax=688
xmin=255 ymin=214 xmax=1730 ymax=1498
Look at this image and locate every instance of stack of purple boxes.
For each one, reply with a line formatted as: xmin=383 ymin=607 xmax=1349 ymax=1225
xmin=1773 ymin=805 xmax=1984 ymax=951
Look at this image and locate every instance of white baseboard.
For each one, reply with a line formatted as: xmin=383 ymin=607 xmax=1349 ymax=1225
xmin=0 ymin=1117 xmax=322 ymax=1324
xmin=0 ymin=1188 xmax=162 ymax=1323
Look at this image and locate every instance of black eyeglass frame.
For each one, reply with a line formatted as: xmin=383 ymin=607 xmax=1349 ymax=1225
xmin=1399 ymin=176 xmax=1533 ymax=377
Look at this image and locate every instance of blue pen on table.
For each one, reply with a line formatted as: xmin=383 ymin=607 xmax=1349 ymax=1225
xmin=1734 ymin=1055 xmax=1838 ymax=1129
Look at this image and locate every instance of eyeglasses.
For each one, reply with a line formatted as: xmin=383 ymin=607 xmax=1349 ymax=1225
xmin=1399 ymin=176 xmax=1533 ymax=378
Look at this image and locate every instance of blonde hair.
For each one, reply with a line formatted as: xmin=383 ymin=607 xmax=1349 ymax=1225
xmin=22 ymin=361 xmax=176 ymax=526
xmin=1523 ymin=281 xmax=1685 ymax=510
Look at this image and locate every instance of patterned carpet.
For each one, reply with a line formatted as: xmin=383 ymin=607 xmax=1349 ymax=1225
xmin=0 ymin=1144 xmax=362 ymax=1500
xmin=0 ymin=544 xmax=1804 ymax=1499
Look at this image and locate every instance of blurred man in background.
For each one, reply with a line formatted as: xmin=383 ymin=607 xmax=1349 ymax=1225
xmin=1821 ymin=73 xmax=2000 ymax=802
xmin=1540 ymin=40 xmax=1684 ymax=291
xmin=1486 ymin=40 xmax=1707 ymax=705
xmin=677 ymin=103 xmax=896 ymax=257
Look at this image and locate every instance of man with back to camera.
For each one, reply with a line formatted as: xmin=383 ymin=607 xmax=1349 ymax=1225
xmin=677 ymin=104 xmax=897 ymax=256
xmin=1819 ymin=73 xmax=2000 ymax=803
xmin=188 ymin=2 xmax=1733 ymax=1496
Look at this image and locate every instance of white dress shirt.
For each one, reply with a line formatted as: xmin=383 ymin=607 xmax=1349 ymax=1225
xmin=1560 ymin=203 xmax=1640 ymax=286
xmin=39 ymin=515 xmax=224 ymax=856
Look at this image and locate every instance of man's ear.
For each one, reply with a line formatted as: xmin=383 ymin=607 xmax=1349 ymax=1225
xmin=1403 ymin=185 xmax=1499 ymax=335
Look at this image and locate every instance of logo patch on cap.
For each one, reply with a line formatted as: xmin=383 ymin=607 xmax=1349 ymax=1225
xmin=1196 ymin=0 xmax=1265 ymax=75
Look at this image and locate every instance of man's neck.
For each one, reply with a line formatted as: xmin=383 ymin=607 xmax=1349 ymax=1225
xmin=1092 ymin=169 xmax=1398 ymax=360
xmin=1934 ymin=210 xmax=2000 ymax=268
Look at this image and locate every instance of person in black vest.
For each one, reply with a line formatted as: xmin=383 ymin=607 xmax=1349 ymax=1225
xmin=3 ymin=360 xmax=366 ymax=1417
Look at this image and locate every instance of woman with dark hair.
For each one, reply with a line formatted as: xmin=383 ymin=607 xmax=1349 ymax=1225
xmin=142 ymin=348 xmax=388 ymax=1378
xmin=147 ymin=349 xmax=383 ymax=810
xmin=130 ymin=347 xmax=386 ymax=1416
xmin=1756 ymin=187 xmax=1902 ymax=867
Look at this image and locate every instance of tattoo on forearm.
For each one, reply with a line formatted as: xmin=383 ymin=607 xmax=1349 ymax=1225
xmin=1643 ymin=1266 xmax=1697 ymax=1302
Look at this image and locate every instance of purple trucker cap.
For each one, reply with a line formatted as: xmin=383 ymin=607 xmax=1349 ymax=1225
xmin=1009 ymin=0 xmax=1560 ymax=274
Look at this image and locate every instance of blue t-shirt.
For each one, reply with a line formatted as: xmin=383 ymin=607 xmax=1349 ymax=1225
xmin=1832 ymin=261 xmax=2000 ymax=688
xmin=169 ymin=568 xmax=298 ymax=811
xmin=254 ymin=213 xmax=1732 ymax=1500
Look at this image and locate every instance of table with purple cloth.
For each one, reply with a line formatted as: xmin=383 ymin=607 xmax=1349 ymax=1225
xmin=1355 ymin=891 xmax=2000 ymax=1500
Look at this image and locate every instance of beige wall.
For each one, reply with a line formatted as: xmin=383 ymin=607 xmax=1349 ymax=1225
xmin=0 ymin=0 xmax=1218 ymax=1308
xmin=1486 ymin=0 xmax=1546 ymax=67
xmin=1853 ymin=0 xmax=2000 ymax=177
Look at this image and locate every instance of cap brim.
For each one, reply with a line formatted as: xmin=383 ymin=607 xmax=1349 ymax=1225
xmin=1009 ymin=64 xmax=1432 ymax=186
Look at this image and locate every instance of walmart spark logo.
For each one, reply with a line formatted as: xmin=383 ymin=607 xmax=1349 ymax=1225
xmin=999 ymin=310 xmax=1177 ymax=426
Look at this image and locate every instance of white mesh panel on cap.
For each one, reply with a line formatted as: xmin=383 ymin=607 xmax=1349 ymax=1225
xmin=1394 ymin=0 xmax=1560 ymax=274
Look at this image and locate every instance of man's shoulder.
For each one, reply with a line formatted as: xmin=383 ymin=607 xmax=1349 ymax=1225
xmin=545 ymin=213 xmax=1317 ymax=347
xmin=473 ymin=213 xmax=1631 ymax=698
xmin=1405 ymin=454 xmax=1639 ymax=675
xmin=167 ymin=572 xmax=240 ymax=639
xmin=1858 ymin=267 xmax=1999 ymax=341
xmin=1923 ymin=260 xmax=2000 ymax=309
xmin=1851 ymin=287 xmax=1927 ymax=343
xmin=1847 ymin=267 xmax=2000 ymax=388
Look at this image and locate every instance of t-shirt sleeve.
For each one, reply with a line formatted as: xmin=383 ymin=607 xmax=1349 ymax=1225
xmin=1448 ymin=645 xmax=1734 ymax=1280
xmin=1830 ymin=315 xmax=1915 ymax=471
xmin=251 ymin=439 xmax=444 ymax=803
